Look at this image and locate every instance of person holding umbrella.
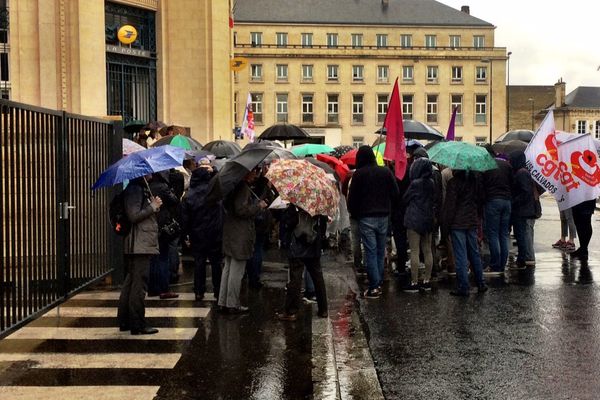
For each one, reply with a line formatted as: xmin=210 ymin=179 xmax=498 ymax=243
xmin=117 ymin=175 xmax=163 ymax=335
xmin=219 ymin=167 xmax=267 ymax=314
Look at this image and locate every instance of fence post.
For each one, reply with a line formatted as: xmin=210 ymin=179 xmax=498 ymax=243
xmin=109 ymin=121 xmax=125 ymax=284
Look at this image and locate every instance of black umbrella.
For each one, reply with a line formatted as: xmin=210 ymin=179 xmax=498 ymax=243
xmin=494 ymin=129 xmax=534 ymax=143
xmin=258 ymin=124 xmax=310 ymax=141
xmin=216 ymin=148 xmax=273 ymax=197
xmin=243 ymin=142 xmax=296 ymax=162
xmin=491 ymin=139 xmax=528 ymax=155
xmin=376 ymin=120 xmax=445 ymax=141
xmin=203 ymin=140 xmax=242 ymax=159
xmin=332 ymin=145 xmax=354 ymax=158
xmin=124 ymin=119 xmax=147 ymax=134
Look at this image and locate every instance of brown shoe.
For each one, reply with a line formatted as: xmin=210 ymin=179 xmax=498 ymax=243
xmin=159 ymin=292 xmax=179 ymax=299
xmin=276 ymin=312 xmax=297 ymax=321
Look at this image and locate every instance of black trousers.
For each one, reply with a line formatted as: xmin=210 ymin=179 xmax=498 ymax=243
xmin=193 ymin=246 xmax=222 ymax=297
xmin=573 ymin=211 xmax=593 ymax=254
xmin=118 ymin=254 xmax=151 ymax=331
xmin=285 ymin=257 xmax=327 ymax=315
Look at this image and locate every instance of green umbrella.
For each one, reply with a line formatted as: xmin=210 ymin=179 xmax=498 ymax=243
xmin=290 ymin=143 xmax=334 ymax=157
xmin=428 ymin=141 xmax=497 ymax=171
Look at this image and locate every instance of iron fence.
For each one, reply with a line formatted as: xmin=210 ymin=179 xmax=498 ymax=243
xmin=0 ymin=100 xmax=120 ymax=336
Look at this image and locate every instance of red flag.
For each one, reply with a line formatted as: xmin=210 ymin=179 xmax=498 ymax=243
xmin=382 ymin=78 xmax=407 ymax=179
xmin=229 ymin=15 xmax=234 ymax=28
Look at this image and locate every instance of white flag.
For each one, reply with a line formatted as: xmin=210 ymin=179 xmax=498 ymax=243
xmin=556 ymin=134 xmax=600 ymax=209
xmin=240 ymin=93 xmax=255 ymax=142
xmin=525 ymin=110 xmax=600 ymax=210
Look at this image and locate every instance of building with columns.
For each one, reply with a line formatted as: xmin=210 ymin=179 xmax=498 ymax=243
xmin=233 ymin=0 xmax=508 ymax=146
xmin=6 ymin=0 xmax=233 ymax=142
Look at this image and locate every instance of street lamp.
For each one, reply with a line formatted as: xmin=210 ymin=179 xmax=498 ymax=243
xmin=482 ymin=58 xmax=493 ymax=143
xmin=528 ymin=98 xmax=535 ymax=130
xmin=506 ymin=51 xmax=512 ymax=132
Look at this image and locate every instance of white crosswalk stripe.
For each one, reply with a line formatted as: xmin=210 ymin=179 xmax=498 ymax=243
xmin=0 ymin=290 xmax=208 ymax=399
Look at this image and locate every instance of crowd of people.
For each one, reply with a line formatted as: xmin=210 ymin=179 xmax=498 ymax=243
xmin=116 ymin=134 xmax=596 ymax=335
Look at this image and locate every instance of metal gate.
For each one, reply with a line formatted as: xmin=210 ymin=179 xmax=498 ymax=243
xmin=0 ymin=100 xmax=120 ymax=336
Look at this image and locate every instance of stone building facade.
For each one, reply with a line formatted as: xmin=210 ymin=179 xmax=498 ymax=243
xmin=8 ymin=0 xmax=233 ymax=143
xmin=233 ymin=0 xmax=508 ymax=146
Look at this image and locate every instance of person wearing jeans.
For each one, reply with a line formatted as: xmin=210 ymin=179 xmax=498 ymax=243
xmin=484 ymin=198 xmax=512 ymax=272
xmin=451 ymin=229 xmax=486 ymax=294
xmin=553 ymin=208 xmax=577 ymax=251
xmin=347 ymin=146 xmax=399 ymax=299
xmin=442 ymin=170 xmax=487 ymax=297
xmin=509 ymin=151 xmax=539 ymax=268
xmin=482 ymin=150 xmax=513 ymax=273
xmin=359 ymin=216 xmax=389 ymax=292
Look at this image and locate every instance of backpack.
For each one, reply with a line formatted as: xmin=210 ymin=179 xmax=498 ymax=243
xmin=109 ymin=190 xmax=132 ymax=236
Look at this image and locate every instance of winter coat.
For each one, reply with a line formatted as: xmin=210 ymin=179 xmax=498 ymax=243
xmin=572 ymin=199 xmax=596 ymax=216
xmin=442 ymin=170 xmax=483 ymax=230
xmin=149 ymin=172 xmax=181 ymax=230
xmin=222 ymin=181 xmax=262 ymax=260
xmin=483 ymin=158 xmax=513 ymax=201
xmin=181 ymin=168 xmax=224 ymax=253
xmin=124 ymin=178 xmax=159 ymax=255
xmin=403 ymin=158 xmax=435 ymax=234
xmin=509 ymin=152 xmax=537 ymax=218
xmin=283 ymin=205 xmax=327 ymax=259
xmin=348 ymin=145 xmax=400 ymax=219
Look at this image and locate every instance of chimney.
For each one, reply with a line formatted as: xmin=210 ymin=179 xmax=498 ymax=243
xmin=461 ymin=5 xmax=470 ymax=14
xmin=555 ymin=78 xmax=566 ymax=108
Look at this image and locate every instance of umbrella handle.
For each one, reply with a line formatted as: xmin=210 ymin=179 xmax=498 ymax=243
xmin=143 ymin=176 xmax=154 ymax=198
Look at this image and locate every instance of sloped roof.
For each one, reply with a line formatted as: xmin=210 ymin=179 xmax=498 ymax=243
xmin=234 ymin=0 xmax=493 ymax=27
xmin=564 ymin=87 xmax=600 ymax=108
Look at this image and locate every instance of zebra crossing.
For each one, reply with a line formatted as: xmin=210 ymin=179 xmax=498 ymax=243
xmin=0 ymin=290 xmax=213 ymax=400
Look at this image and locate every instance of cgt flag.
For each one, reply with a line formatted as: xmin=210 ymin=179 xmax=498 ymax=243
xmin=240 ymin=93 xmax=255 ymax=142
xmin=524 ymin=110 xmax=600 ymax=210
xmin=382 ymin=77 xmax=407 ymax=179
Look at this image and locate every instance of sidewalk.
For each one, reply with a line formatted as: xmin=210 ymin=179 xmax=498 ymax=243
xmin=0 ymin=245 xmax=382 ymax=400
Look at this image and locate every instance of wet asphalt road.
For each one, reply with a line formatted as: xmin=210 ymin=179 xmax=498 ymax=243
xmin=357 ymin=197 xmax=600 ymax=400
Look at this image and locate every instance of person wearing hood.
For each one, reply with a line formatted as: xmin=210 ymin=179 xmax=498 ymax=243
xmin=181 ymin=161 xmax=224 ymax=301
xmin=509 ymin=151 xmax=540 ymax=268
xmin=348 ymin=145 xmax=400 ymax=298
xmin=403 ymin=158 xmax=435 ymax=292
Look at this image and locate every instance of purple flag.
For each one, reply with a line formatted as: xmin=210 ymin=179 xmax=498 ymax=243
xmin=446 ymin=106 xmax=458 ymax=141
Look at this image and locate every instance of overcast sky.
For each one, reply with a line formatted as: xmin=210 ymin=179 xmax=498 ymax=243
xmin=442 ymin=0 xmax=600 ymax=92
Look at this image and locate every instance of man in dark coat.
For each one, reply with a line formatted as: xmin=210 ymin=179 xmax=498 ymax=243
xmin=181 ymin=165 xmax=224 ymax=301
xmin=277 ymin=205 xmax=328 ymax=321
xmin=348 ymin=146 xmax=400 ymax=298
xmin=403 ymin=158 xmax=435 ymax=292
xmin=509 ymin=151 xmax=539 ymax=268
xmin=118 ymin=175 xmax=162 ymax=335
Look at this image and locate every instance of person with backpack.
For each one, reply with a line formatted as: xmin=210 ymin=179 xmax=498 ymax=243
xmin=117 ymin=175 xmax=162 ymax=335
xmin=181 ymin=160 xmax=224 ymax=301
xmin=277 ymin=205 xmax=328 ymax=321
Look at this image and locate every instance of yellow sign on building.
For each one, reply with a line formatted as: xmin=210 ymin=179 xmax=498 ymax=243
xmin=230 ymin=57 xmax=248 ymax=72
xmin=117 ymin=25 xmax=138 ymax=45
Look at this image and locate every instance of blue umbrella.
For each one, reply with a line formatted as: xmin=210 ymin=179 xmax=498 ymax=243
xmin=92 ymin=145 xmax=185 ymax=190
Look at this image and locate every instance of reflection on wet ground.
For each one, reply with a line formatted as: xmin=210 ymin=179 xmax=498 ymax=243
xmin=357 ymin=198 xmax=600 ymax=400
